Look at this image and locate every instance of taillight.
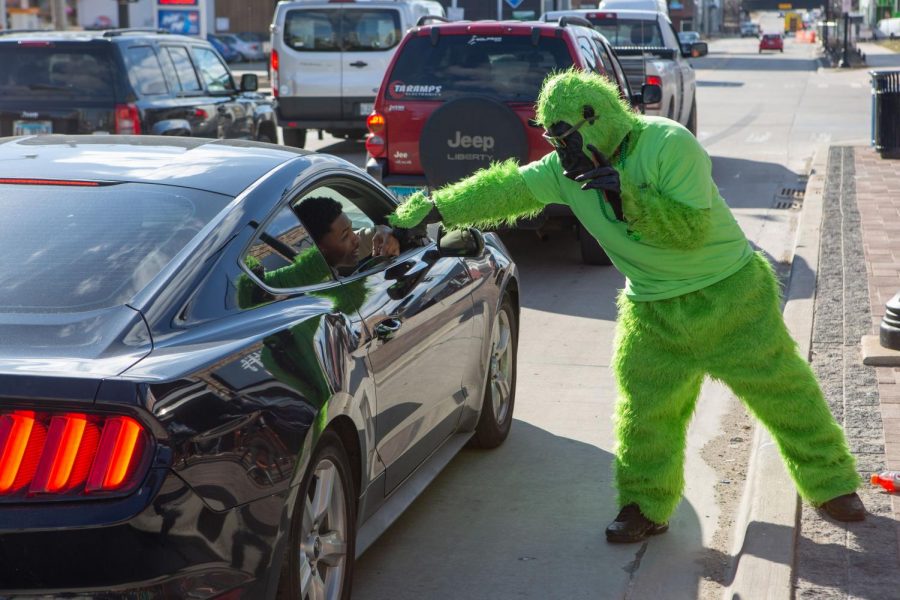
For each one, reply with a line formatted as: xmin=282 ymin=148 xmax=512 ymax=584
xmin=0 ymin=410 xmax=150 ymax=501
xmin=646 ymin=75 xmax=662 ymax=87
xmin=270 ymin=49 xmax=279 ymax=98
xmin=114 ymin=103 xmax=141 ymax=135
xmin=365 ymin=112 xmax=386 ymax=158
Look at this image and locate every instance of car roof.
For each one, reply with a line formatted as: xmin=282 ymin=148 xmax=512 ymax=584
xmin=544 ymin=8 xmax=664 ymax=19
xmin=0 ymin=29 xmax=201 ymax=44
xmin=0 ymin=136 xmax=309 ymax=196
xmin=413 ymin=19 xmax=595 ymax=36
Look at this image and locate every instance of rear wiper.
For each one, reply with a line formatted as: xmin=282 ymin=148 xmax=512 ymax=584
xmin=27 ymin=83 xmax=76 ymax=92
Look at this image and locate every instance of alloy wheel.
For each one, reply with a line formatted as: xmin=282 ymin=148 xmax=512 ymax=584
xmin=297 ymin=458 xmax=348 ymax=600
xmin=489 ymin=310 xmax=513 ymax=426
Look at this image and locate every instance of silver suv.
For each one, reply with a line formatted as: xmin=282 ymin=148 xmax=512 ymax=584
xmin=269 ymin=0 xmax=444 ymax=148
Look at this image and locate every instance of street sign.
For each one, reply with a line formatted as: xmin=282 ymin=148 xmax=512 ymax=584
xmin=778 ymin=3 xmax=792 ymax=8
xmin=505 ymin=0 xmax=525 ymax=8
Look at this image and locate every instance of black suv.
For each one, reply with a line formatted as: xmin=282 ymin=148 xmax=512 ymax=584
xmin=0 ymin=29 xmax=277 ymax=141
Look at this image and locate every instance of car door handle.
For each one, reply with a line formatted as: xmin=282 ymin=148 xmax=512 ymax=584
xmin=374 ymin=318 xmax=402 ymax=340
xmin=349 ymin=61 xmax=368 ymax=68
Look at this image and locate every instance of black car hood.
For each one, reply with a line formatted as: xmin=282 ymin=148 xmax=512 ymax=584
xmin=0 ymin=305 xmax=152 ymax=392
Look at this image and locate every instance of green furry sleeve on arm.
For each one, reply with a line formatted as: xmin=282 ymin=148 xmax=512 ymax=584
xmin=620 ymin=179 xmax=711 ymax=250
xmin=389 ymin=159 xmax=544 ymax=229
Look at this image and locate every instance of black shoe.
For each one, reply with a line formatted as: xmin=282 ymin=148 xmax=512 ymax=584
xmin=820 ymin=492 xmax=866 ymax=522
xmin=605 ymin=504 xmax=669 ymax=543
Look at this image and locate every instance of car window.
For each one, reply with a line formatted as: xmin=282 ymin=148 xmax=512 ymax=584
xmin=576 ymin=35 xmax=601 ymax=73
xmin=193 ymin=47 xmax=236 ymax=93
xmin=284 ymin=9 xmax=340 ymax=51
xmin=0 ymin=183 xmax=225 ymax=313
xmin=162 ymin=46 xmax=202 ymax=92
xmin=0 ymin=45 xmax=115 ymax=99
xmin=591 ymin=17 xmax=664 ymax=46
xmin=239 ymin=204 xmax=333 ymax=299
xmin=593 ymin=38 xmax=631 ymax=99
xmin=342 ymin=9 xmax=401 ymax=51
xmin=387 ymin=35 xmax=573 ymax=102
xmin=124 ymin=45 xmax=168 ymax=96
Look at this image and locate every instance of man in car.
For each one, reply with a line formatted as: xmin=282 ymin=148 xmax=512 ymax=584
xmin=389 ymin=68 xmax=865 ymax=543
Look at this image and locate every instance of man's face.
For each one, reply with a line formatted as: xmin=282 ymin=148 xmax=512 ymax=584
xmin=318 ymin=213 xmax=360 ymax=268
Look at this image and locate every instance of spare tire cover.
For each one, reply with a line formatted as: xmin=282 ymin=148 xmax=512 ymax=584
xmin=419 ymin=96 xmax=528 ymax=189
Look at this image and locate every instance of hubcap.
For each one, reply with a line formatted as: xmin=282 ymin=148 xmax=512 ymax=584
xmin=298 ymin=458 xmax=348 ymax=600
xmin=489 ymin=310 xmax=513 ymax=425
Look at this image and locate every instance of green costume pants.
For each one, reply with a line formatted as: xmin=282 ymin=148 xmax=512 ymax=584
xmin=612 ymin=252 xmax=860 ymax=523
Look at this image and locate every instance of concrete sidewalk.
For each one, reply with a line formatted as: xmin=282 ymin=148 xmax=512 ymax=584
xmin=728 ymin=144 xmax=900 ymax=599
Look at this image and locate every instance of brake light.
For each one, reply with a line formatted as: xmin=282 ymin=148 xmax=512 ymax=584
xmin=0 ymin=410 xmax=150 ymax=500
xmin=592 ymin=12 xmax=616 ymax=19
xmin=270 ymin=49 xmax=279 ymax=98
xmin=646 ymin=75 xmax=662 ymax=87
xmin=114 ymin=103 xmax=141 ymax=135
xmin=365 ymin=112 xmax=387 ymax=158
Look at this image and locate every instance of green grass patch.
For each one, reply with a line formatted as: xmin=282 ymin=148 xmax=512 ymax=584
xmin=874 ymin=39 xmax=900 ymax=53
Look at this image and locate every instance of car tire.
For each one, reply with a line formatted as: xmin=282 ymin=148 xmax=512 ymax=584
xmin=579 ymin=222 xmax=612 ymax=266
xmin=419 ymin=96 xmax=528 ymax=188
xmin=470 ymin=294 xmax=518 ymax=449
xmin=686 ymin=99 xmax=697 ymax=136
xmin=283 ymin=128 xmax=307 ymax=148
xmin=277 ymin=430 xmax=356 ymax=600
xmin=257 ymin=128 xmax=276 ymax=144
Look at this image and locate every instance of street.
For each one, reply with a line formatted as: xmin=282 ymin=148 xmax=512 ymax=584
xmin=278 ymin=35 xmax=878 ymax=599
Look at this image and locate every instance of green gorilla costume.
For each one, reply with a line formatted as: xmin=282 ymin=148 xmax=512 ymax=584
xmin=390 ymin=69 xmax=863 ymax=537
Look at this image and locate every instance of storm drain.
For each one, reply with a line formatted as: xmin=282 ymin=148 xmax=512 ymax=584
xmin=773 ymin=186 xmax=806 ymax=210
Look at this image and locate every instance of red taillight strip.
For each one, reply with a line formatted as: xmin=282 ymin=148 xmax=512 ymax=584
xmin=30 ymin=414 xmax=87 ymax=493
xmin=86 ymin=416 xmax=142 ymax=492
xmin=0 ymin=412 xmax=34 ymax=492
xmin=0 ymin=178 xmax=101 ymax=187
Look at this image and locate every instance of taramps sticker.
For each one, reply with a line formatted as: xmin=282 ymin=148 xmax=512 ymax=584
xmin=388 ymin=80 xmax=443 ymax=99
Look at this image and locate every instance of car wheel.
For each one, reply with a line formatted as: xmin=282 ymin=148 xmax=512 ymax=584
xmin=686 ymin=98 xmax=697 ymax=136
xmin=666 ymin=101 xmax=675 ymax=121
xmin=257 ymin=129 xmax=276 ymax=144
xmin=277 ymin=430 xmax=356 ymax=600
xmin=283 ymin=128 xmax=307 ymax=148
xmin=578 ymin=222 xmax=612 ymax=265
xmin=470 ymin=294 xmax=518 ymax=449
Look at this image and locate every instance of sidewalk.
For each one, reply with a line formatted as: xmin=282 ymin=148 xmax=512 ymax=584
xmin=730 ymin=144 xmax=900 ymax=599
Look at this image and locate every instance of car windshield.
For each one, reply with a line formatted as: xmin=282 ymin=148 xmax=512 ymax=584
xmin=387 ymin=34 xmax=573 ymax=102
xmin=590 ymin=17 xmax=664 ymax=47
xmin=0 ymin=183 xmax=226 ymax=313
xmin=0 ymin=45 xmax=115 ymax=99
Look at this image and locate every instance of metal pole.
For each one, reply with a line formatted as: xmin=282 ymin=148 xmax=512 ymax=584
xmin=0 ymin=0 xmax=5 ymax=31
xmin=118 ymin=0 xmax=130 ymax=29
xmin=498 ymin=0 xmax=503 ymax=20
xmin=840 ymin=12 xmax=850 ymax=67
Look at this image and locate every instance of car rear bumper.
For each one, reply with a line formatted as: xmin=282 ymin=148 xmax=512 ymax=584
xmin=0 ymin=470 xmax=286 ymax=598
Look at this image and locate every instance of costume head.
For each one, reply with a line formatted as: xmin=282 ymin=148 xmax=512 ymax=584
xmin=535 ymin=69 xmax=640 ymax=172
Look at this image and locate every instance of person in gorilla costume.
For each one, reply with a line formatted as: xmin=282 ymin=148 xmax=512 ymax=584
xmin=389 ymin=69 xmax=864 ymax=542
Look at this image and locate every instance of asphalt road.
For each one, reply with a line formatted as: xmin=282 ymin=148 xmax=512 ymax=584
xmin=248 ymin=34 xmax=878 ymax=598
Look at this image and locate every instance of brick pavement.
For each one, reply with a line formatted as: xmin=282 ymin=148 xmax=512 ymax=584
xmin=855 ymin=146 xmax=900 ymax=523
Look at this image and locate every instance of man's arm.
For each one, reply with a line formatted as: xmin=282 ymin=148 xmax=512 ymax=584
xmin=390 ymin=159 xmax=546 ymax=229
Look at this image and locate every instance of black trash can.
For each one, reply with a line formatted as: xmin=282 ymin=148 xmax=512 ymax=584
xmin=871 ymin=70 xmax=900 ymax=159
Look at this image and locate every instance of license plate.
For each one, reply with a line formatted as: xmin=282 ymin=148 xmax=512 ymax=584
xmin=13 ymin=120 xmax=52 ymax=136
xmin=388 ymin=185 xmax=426 ymax=201
xmin=358 ymin=103 xmax=374 ymax=116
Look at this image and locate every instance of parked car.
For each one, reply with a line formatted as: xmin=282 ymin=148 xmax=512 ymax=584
xmin=759 ymin=32 xmax=784 ymax=52
xmin=207 ymin=32 xmax=241 ymax=63
xmin=542 ymin=9 xmax=702 ymax=135
xmin=874 ymin=17 xmax=900 ymax=39
xmin=237 ymin=30 xmax=271 ymax=56
xmin=740 ymin=21 xmax=761 ymax=37
xmin=0 ymin=134 xmax=519 ymax=598
xmin=219 ymin=32 xmax=267 ymax=62
xmin=365 ymin=17 xmax=660 ymax=265
xmin=269 ymin=0 xmax=445 ymax=148
xmin=0 ymin=29 xmax=277 ymax=141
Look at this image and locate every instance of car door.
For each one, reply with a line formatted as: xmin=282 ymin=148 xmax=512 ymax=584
xmin=157 ymin=44 xmax=222 ymax=138
xmin=339 ymin=6 xmax=402 ymax=122
xmin=293 ymin=176 xmax=478 ymax=494
xmin=191 ymin=45 xmax=253 ymax=138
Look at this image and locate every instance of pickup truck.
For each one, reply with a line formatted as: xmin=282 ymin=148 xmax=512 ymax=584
xmin=543 ymin=9 xmax=705 ymax=135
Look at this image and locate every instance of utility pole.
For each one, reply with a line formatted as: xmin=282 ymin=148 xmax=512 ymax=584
xmin=118 ymin=0 xmax=130 ymax=29
xmin=50 ymin=0 xmax=67 ymax=30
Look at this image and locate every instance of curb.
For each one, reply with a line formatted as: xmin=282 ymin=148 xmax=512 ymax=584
xmin=722 ymin=142 xmax=830 ymax=600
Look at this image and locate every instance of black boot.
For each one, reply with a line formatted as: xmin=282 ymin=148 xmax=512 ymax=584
xmin=820 ymin=492 xmax=866 ymax=522
xmin=605 ymin=504 xmax=669 ymax=543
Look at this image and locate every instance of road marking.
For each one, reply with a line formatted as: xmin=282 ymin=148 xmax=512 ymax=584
xmin=745 ymin=132 xmax=772 ymax=143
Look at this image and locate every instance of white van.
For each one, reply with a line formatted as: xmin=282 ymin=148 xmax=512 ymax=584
xmin=598 ymin=0 xmax=668 ymax=16
xmin=270 ymin=0 xmax=444 ymax=147
xmin=875 ymin=17 xmax=900 ymax=39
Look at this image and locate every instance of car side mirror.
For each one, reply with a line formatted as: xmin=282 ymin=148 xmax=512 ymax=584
xmin=240 ymin=73 xmax=259 ymax=92
xmin=690 ymin=42 xmax=708 ymax=57
xmin=437 ymin=226 xmax=485 ymax=257
xmin=639 ymin=83 xmax=663 ymax=106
